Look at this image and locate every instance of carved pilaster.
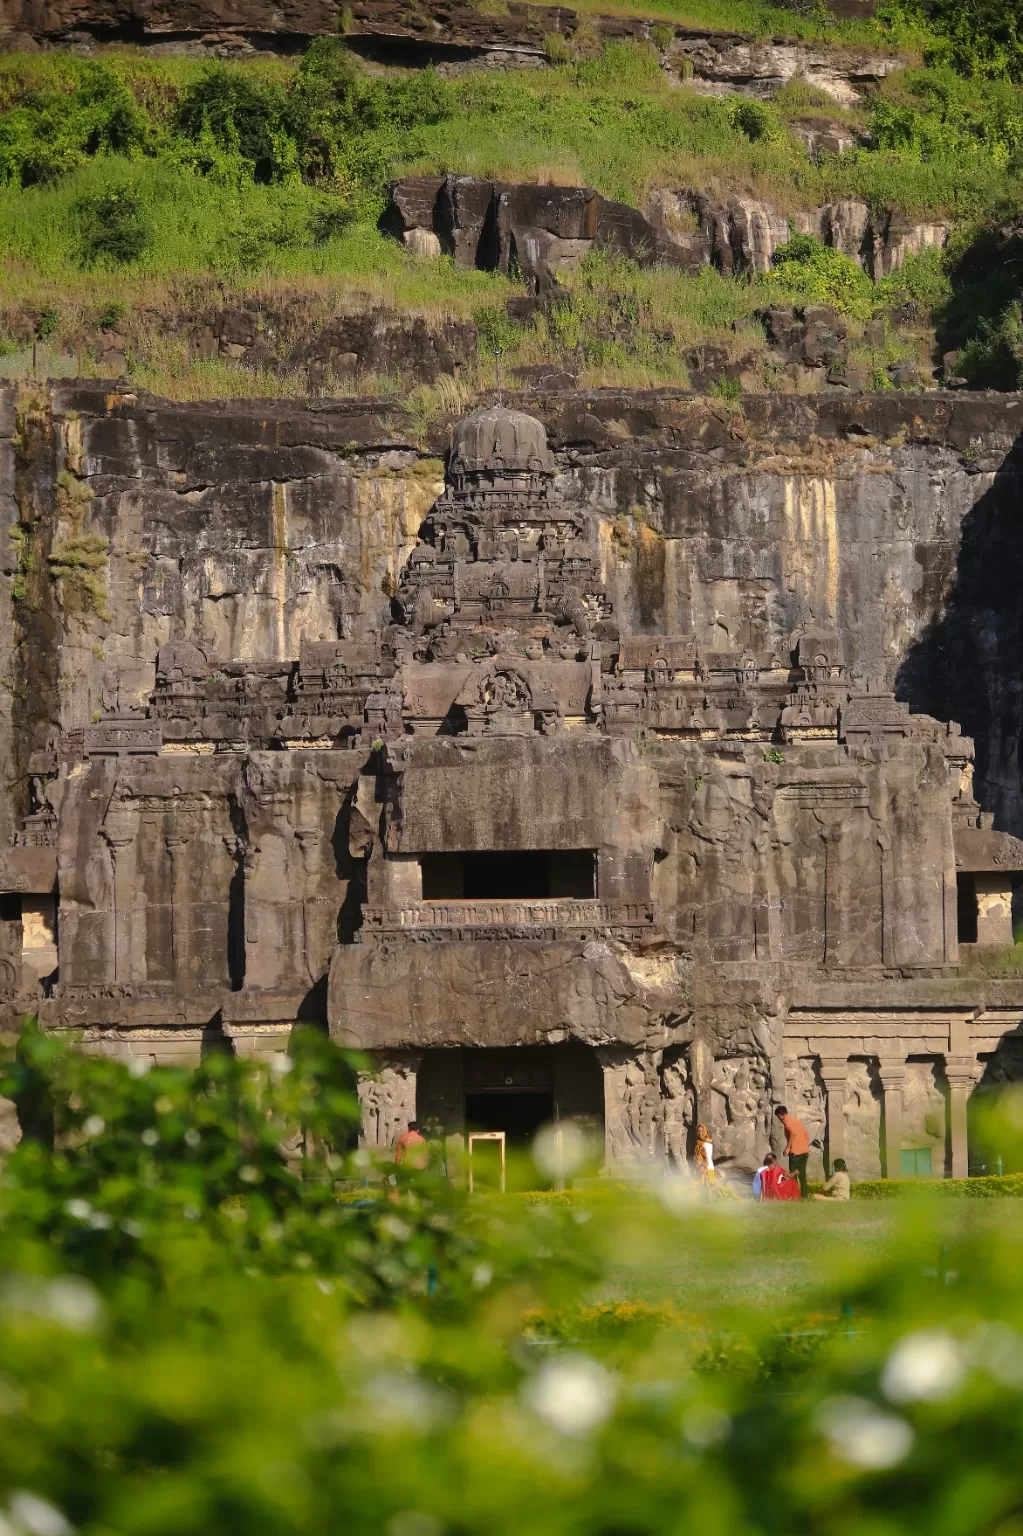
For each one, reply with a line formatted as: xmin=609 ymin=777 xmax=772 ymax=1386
xmin=164 ymin=829 xmax=191 ymax=983
xmin=877 ymin=1057 xmax=907 ymax=1180
xmin=102 ymin=809 xmax=145 ymax=986
xmin=944 ymin=1054 xmax=983 ymax=1181
xmin=818 ymin=1057 xmax=849 ymax=1176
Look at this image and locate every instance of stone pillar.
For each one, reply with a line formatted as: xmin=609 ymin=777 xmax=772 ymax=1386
xmin=877 ymin=1058 xmax=907 ymax=1180
xmin=357 ymin=1050 xmax=423 ymax=1152
xmin=819 ymin=1057 xmax=848 ymax=1176
xmin=945 ymin=1054 xmax=982 ymax=1181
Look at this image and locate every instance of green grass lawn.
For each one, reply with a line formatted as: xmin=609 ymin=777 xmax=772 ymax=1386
xmin=595 ymin=1197 xmax=1016 ymax=1318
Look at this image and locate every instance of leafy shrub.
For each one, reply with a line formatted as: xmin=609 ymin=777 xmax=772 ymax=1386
xmin=73 ymin=185 xmax=151 ymax=267
xmin=175 ymin=66 xmax=298 ymax=185
xmin=7 ymin=1021 xmax=1023 ymax=1533
xmin=285 ymin=37 xmax=364 ymax=184
xmin=875 ymin=246 xmax=952 ymax=315
xmin=0 ymin=60 xmax=150 ymax=189
xmin=726 ymin=97 xmax=781 ymax=143
xmin=882 ymin=0 xmax=1023 ymax=82
xmin=473 ymin=304 xmax=524 ymax=357
xmin=769 ymin=233 xmax=875 ymax=317
xmin=851 ymin=1173 xmax=1023 ymax=1196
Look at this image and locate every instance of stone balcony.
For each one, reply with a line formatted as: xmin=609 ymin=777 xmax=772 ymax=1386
xmin=360 ymin=898 xmax=656 ymax=941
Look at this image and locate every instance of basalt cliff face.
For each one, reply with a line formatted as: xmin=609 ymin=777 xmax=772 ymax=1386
xmin=4 ymin=381 xmax=1023 ymax=1177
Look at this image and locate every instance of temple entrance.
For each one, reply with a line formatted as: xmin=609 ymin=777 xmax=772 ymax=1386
xmin=464 ymin=1090 xmax=554 ymax=1146
xmin=417 ymin=1042 xmax=605 ymax=1185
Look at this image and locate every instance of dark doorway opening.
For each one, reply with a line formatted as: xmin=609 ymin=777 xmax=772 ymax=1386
xmin=957 ymin=874 xmax=978 ymax=944
xmin=464 ymin=1091 xmax=554 ymax=1145
xmin=420 ymin=849 xmax=596 ymax=900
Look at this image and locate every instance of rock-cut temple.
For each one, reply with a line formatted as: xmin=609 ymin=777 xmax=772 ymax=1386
xmin=4 ymin=396 xmax=1023 ymax=1182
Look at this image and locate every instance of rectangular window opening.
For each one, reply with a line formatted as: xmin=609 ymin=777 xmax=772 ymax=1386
xmin=420 ymin=850 xmax=596 ymax=901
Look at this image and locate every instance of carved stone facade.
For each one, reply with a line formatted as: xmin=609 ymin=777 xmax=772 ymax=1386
xmin=6 ymin=391 xmax=1023 ymax=1181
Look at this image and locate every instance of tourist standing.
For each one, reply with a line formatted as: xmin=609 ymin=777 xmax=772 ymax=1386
xmin=694 ymin=1123 xmax=717 ymax=1194
xmin=774 ymin=1105 xmax=810 ymax=1198
xmin=395 ymin=1120 xmax=429 ymax=1171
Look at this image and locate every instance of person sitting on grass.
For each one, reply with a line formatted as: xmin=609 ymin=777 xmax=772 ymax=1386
xmin=813 ymin=1157 xmax=851 ymax=1201
xmin=754 ymin=1153 xmax=800 ymax=1201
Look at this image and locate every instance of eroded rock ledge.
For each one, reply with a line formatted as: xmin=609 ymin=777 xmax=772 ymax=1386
xmin=1 ymin=0 xmax=899 ymax=106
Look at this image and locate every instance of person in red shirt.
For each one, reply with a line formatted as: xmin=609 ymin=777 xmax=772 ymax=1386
xmin=774 ymin=1105 xmax=810 ymax=1198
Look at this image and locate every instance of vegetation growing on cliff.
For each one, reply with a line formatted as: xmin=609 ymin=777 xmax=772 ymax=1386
xmin=0 ymin=15 xmax=1022 ymax=392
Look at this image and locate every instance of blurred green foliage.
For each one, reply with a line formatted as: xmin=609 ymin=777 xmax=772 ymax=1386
xmin=2 ymin=1025 xmax=1023 ymax=1533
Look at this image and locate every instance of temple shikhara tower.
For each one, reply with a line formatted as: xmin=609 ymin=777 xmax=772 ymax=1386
xmin=3 ymin=388 xmax=1023 ymax=1181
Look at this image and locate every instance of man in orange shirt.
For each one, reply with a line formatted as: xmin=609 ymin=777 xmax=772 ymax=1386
xmin=395 ymin=1120 xmax=429 ymax=1173
xmin=774 ymin=1105 xmax=810 ymax=1199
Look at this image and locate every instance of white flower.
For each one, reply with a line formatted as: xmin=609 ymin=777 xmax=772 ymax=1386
xmin=386 ymin=1514 xmax=443 ymax=1536
xmin=64 ymin=1200 xmax=91 ymax=1221
xmin=184 ymin=1129 xmax=200 ymax=1148
xmin=87 ymin=1212 xmax=112 ymax=1231
xmin=127 ymin=1056 xmax=151 ymax=1078
xmin=81 ymin=1116 xmax=104 ymax=1138
xmin=523 ymin=1355 xmax=617 ymax=1437
xmin=968 ymin=1322 xmax=1023 ymax=1388
xmin=182 ymin=1204 xmax=201 ymax=1221
xmin=817 ymin=1396 xmax=914 ymax=1470
xmin=380 ymin=1216 xmax=411 ymax=1242
xmin=43 ymin=1279 xmax=101 ymax=1332
xmin=532 ymin=1122 xmax=591 ymax=1179
xmin=363 ymin=1373 xmax=448 ymax=1433
xmin=882 ymin=1330 xmax=966 ymax=1404
xmin=7 ymin=1491 xmax=74 ymax=1536
xmin=682 ymin=1403 xmax=731 ymax=1448
xmin=471 ymin=1263 xmax=493 ymax=1290
xmin=140 ymin=1128 xmax=158 ymax=1147
xmin=269 ymin=1054 xmax=293 ymax=1077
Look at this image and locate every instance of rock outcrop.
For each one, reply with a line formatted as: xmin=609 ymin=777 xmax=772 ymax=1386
xmin=387 ymin=175 xmax=690 ymax=292
xmin=389 ymin=176 xmax=951 ymax=286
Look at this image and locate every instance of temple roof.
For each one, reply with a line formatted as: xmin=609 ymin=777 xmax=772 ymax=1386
xmin=449 ymin=404 xmax=554 ymax=474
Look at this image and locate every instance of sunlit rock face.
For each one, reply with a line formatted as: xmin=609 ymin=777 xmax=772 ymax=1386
xmin=2 ymin=381 xmax=1023 ymax=1182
